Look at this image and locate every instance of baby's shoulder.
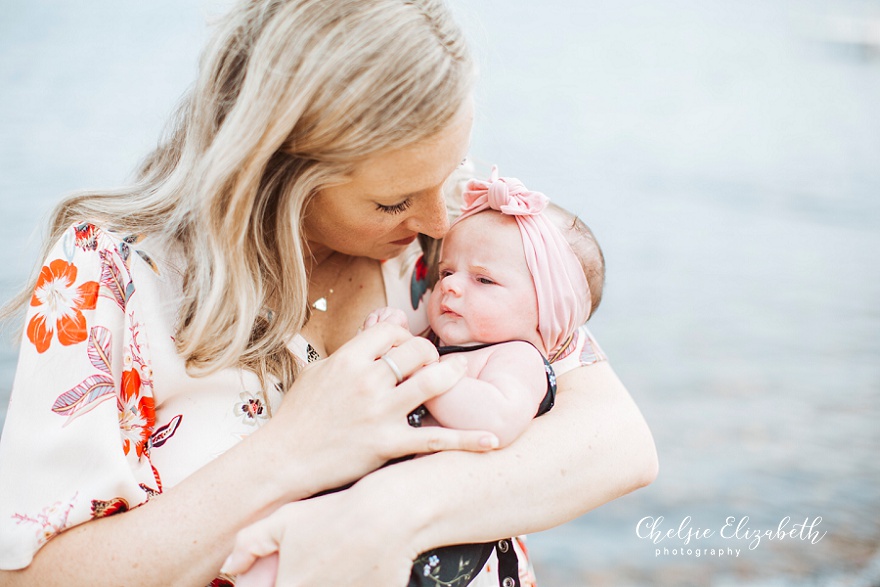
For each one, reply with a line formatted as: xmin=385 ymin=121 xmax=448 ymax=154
xmin=480 ymin=340 xmax=546 ymax=372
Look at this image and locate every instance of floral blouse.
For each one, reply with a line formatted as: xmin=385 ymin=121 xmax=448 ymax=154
xmin=0 ymin=223 xmax=606 ymax=586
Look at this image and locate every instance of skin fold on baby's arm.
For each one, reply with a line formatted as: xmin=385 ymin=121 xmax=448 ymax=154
xmin=364 ymin=307 xmax=548 ymax=447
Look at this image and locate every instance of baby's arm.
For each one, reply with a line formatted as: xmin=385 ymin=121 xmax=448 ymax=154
xmin=362 ymin=310 xmax=545 ymax=445
xmin=424 ymin=341 xmax=548 ymax=448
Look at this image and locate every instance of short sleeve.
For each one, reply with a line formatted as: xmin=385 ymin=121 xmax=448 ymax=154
xmin=0 ymin=224 xmax=158 ymax=570
xmin=550 ymin=325 xmax=608 ymax=376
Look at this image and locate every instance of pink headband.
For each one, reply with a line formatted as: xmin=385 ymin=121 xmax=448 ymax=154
xmin=453 ymin=167 xmax=591 ymax=357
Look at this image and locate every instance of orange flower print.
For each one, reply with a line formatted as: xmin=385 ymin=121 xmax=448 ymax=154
xmin=118 ymin=369 xmax=156 ymax=458
xmin=27 ymin=259 xmax=99 ymax=353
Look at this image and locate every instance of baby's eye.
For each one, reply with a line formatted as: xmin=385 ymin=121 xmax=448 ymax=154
xmin=477 ymin=277 xmax=495 ymax=285
xmin=376 ymin=198 xmax=412 ymax=215
xmin=439 ymin=269 xmax=453 ymax=279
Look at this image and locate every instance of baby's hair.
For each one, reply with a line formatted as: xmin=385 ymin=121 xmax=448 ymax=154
xmin=545 ymin=202 xmax=605 ymax=316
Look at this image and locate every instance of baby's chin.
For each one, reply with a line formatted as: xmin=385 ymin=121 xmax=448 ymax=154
xmin=428 ymin=324 xmax=468 ymax=347
xmin=431 ymin=327 xmax=496 ymax=348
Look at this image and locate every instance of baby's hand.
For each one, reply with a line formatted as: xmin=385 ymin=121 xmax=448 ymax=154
xmin=363 ymin=306 xmax=409 ymax=330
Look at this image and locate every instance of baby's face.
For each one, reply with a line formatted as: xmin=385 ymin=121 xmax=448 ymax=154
xmin=428 ymin=212 xmax=541 ymax=348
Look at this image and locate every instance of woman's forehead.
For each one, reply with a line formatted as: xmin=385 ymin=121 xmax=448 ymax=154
xmin=348 ymin=101 xmax=474 ymax=197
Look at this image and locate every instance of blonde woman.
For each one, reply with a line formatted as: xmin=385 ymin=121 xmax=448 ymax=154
xmin=0 ymin=1 xmax=657 ymax=586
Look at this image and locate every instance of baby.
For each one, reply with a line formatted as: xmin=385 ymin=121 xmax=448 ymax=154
xmin=365 ymin=167 xmax=604 ymax=448
xmin=234 ymin=169 xmax=605 ymax=587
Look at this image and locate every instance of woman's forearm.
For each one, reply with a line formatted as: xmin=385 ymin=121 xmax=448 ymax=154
xmin=0 ymin=325 xmax=495 ymax=586
xmin=356 ymin=361 xmax=658 ymax=553
xmin=0 ymin=423 xmax=311 ymax=587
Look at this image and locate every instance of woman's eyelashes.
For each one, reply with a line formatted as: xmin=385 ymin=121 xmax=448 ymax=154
xmin=376 ymin=197 xmax=413 ymax=215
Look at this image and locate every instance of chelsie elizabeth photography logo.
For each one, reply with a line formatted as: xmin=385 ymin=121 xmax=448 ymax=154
xmin=636 ymin=516 xmax=827 ymax=559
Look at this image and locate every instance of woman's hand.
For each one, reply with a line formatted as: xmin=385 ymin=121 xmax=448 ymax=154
xmin=224 ymin=360 xmax=657 ymax=587
xmin=224 ymin=488 xmax=419 ymax=587
xmin=260 ymin=321 xmax=499 ymax=497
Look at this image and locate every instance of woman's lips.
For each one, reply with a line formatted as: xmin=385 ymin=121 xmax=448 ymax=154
xmin=391 ymin=235 xmax=417 ymax=246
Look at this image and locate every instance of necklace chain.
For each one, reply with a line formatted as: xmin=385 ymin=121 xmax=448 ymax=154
xmin=310 ymin=253 xmax=351 ymax=313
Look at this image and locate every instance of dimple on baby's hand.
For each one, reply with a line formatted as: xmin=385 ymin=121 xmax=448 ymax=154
xmin=363 ymin=306 xmax=409 ymax=330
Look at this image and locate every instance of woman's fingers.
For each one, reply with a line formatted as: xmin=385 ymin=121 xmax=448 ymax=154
xmin=221 ymin=512 xmax=285 ymax=576
xmin=228 ymin=492 xmax=418 ymax=587
xmin=408 ymin=425 xmax=499 ymax=454
xmin=397 ymin=354 xmax=467 ymax=406
xmin=340 ymin=323 xmax=439 ymax=386
xmin=376 ymin=336 xmax=438 ymax=384
xmin=394 ymin=357 xmax=500 ymax=453
xmin=270 ymin=321 xmax=495 ymax=489
xmin=233 ymin=555 xmax=279 ymax=587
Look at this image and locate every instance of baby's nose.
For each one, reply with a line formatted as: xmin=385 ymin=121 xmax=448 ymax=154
xmin=441 ymin=274 xmax=464 ymax=296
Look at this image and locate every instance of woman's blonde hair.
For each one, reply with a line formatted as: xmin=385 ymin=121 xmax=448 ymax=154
xmin=4 ymin=0 xmax=474 ymax=390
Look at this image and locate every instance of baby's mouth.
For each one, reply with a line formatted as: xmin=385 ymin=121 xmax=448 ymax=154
xmin=440 ymin=303 xmax=461 ymax=318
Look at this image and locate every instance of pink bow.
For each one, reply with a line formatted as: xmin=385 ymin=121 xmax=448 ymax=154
xmin=461 ymin=167 xmax=549 ymax=216
xmin=453 ymin=167 xmax=591 ymax=357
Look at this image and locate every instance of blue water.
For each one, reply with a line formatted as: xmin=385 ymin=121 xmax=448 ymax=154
xmin=2 ymin=1 xmax=879 ymax=585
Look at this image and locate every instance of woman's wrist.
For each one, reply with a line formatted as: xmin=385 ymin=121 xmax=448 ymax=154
xmin=350 ymin=462 xmax=443 ymax=555
xmin=241 ymin=420 xmax=339 ymax=506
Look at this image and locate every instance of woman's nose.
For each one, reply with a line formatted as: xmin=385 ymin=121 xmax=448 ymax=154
xmin=405 ymin=190 xmax=449 ymax=238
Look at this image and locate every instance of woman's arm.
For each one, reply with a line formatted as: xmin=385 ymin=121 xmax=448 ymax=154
xmin=1 ymin=423 xmax=312 ymax=587
xmin=0 ymin=323 xmax=497 ymax=587
xmin=225 ymin=360 xmax=657 ymax=584
xmin=405 ymin=361 xmax=658 ymax=547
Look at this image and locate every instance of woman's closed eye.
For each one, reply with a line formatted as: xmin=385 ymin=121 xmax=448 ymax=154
xmin=376 ymin=197 xmax=413 ymax=215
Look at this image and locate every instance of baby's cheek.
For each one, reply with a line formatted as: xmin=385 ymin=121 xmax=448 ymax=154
xmin=426 ymin=295 xmax=443 ymax=327
xmin=468 ymin=311 xmax=503 ymax=341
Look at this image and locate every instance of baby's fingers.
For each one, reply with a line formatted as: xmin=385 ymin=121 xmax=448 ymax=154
xmin=342 ymin=321 xmax=413 ymax=359
xmin=363 ymin=311 xmax=381 ymax=330
xmin=379 ymin=307 xmax=409 ymax=328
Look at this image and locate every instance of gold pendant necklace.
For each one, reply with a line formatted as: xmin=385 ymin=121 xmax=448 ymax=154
xmin=310 ymin=253 xmax=351 ymax=313
xmin=311 ymin=295 xmax=329 ymax=312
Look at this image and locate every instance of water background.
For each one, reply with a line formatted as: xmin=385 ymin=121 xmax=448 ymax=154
xmin=1 ymin=1 xmax=879 ymax=585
